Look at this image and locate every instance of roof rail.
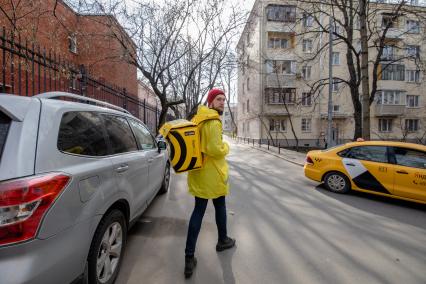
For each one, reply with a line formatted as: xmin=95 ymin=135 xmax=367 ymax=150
xmin=35 ymin=92 xmax=131 ymax=114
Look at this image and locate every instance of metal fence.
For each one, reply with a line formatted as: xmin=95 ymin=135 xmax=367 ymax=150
xmin=0 ymin=27 xmax=159 ymax=132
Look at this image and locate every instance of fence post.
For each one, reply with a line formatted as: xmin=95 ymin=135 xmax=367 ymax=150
xmin=252 ymin=138 xmax=254 ymax=147
xmin=143 ymin=99 xmax=147 ymax=124
xmin=278 ymin=143 xmax=281 ymax=154
xmin=268 ymin=139 xmax=269 ymax=150
xmin=123 ymin=88 xmax=127 ymax=110
xmin=1 ymin=27 xmax=5 ymax=93
xmin=259 ymin=138 xmax=261 ymax=148
xmin=79 ymin=64 xmax=87 ymax=96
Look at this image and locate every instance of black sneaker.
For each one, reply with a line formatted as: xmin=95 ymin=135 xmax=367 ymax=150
xmin=184 ymin=255 xmax=197 ymax=278
xmin=216 ymin=237 xmax=236 ymax=252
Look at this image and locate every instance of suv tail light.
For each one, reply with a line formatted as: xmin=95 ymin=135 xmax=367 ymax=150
xmin=305 ymin=156 xmax=314 ymax=165
xmin=0 ymin=173 xmax=70 ymax=246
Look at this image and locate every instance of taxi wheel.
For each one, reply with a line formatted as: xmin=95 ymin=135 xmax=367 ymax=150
xmin=324 ymin=172 xmax=351 ymax=194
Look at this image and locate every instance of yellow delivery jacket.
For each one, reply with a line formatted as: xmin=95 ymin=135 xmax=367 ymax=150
xmin=188 ymin=106 xmax=229 ymax=199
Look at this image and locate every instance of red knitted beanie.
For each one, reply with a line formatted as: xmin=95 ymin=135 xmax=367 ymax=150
xmin=207 ymin=88 xmax=225 ymax=105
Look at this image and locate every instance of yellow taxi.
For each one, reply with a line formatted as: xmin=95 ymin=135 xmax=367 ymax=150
xmin=304 ymin=141 xmax=426 ymax=204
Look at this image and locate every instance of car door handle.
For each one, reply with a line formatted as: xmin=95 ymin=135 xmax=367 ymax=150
xmin=116 ymin=164 xmax=129 ymax=173
xmin=396 ymin=170 xmax=408 ymax=175
xmin=345 ymin=163 xmax=355 ymax=166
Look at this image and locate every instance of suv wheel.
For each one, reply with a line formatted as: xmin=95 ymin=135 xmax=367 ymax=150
xmin=158 ymin=163 xmax=170 ymax=194
xmin=88 ymin=210 xmax=127 ymax=284
xmin=324 ymin=172 xmax=351 ymax=193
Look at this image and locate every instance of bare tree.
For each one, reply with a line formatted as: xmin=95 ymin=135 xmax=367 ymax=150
xmin=295 ymin=0 xmax=426 ymax=140
xmin=73 ymin=0 xmax=247 ymax=130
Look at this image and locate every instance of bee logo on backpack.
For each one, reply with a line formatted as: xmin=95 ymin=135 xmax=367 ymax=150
xmin=159 ymin=113 xmax=220 ymax=173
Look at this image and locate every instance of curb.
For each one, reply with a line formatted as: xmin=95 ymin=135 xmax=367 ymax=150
xmin=233 ymin=141 xmax=305 ymax=167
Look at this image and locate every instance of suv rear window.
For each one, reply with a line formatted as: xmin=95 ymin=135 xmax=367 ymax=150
xmin=58 ymin=112 xmax=109 ymax=156
xmin=0 ymin=112 xmax=11 ymax=161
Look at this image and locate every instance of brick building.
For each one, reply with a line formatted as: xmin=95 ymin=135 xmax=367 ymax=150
xmin=0 ymin=0 xmax=137 ymax=96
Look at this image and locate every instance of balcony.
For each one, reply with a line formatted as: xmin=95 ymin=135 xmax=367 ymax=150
xmin=265 ymin=74 xmax=296 ymax=88
xmin=380 ymin=54 xmax=402 ymax=61
xmin=320 ymin=112 xmax=352 ymax=119
xmin=383 ymin=28 xmax=403 ymax=40
xmin=374 ymin=104 xmax=406 ymax=116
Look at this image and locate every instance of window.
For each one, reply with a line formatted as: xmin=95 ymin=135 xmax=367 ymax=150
xmin=242 ymin=103 xmax=245 ymax=113
xmin=302 ymin=66 xmax=311 ymax=80
xmin=381 ymin=45 xmax=396 ymax=60
xmin=302 ymin=92 xmax=312 ymax=106
xmin=346 ymin=146 xmax=388 ymax=163
xmin=68 ymin=34 xmax=77 ymax=53
xmin=247 ymin=77 xmax=250 ymax=90
xmin=302 ymin=13 xmax=314 ymax=27
xmin=0 ymin=112 xmax=11 ymax=161
xmin=332 ymin=52 xmax=340 ymax=65
xmin=332 ymin=24 xmax=341 ymax=39
xmin=69 ymin=74 xmax=78 ymax=90
xmin=301 ymin=118 xmax=311 ymax=132
xmin=406 ymin=45 xmax=420 ymax=58
xmin=103 ymin=115 xmax=138 ymax=154
xmin=406 ymin=70 xmax=420 ymax=82
xmin=332 ymin=78 xmax=340 ymax=92
xmin=247 ymin=99 xmax=250 ymax=112
xmin=280 ymin=119 xmax=287 ymax=131
xmin=247 ymin=121 xmax=250 ymax=132
xmin=406 ymin=20 xmax=420 ymax=33
xmin=266 ymin=5 xmax=296 ymax=22
xmin=268 ymin=37 xmax=289 ymax=49
xmin=410 ymin=0 xmax=419 ymax=5
xmin=380 ymin=64 xmax=405 ymax=81
xmin=382 ymin=14 xmax=398 ymax=28
xmin=406 ymin=95 xmax=419 ymax=107
xmin=128 ymin=119 xmax=156 ymax=150
xmin=376 ymin=90 xmax=404 ymax=105
xmin=394 ymin=147 xmax=426 ymax=169
xmin=405 ymin=119 xmax=419 ymax=132
xmin=58 ymin=112 xmax=108 ymax=156
xmin=269 ymin=119 xmax=286 ymax=132
xmin=302 ymin=39 xmax=313 ymax=53
xmin=333 ymin=105 xmax=340 ymax=112
xmin=378 ymin=119 xmax=393 ymax=132
xmin=265 ymin=60 xmax=296 ymax=74
xmin=265 ymin=88 xmax=296 ymax=104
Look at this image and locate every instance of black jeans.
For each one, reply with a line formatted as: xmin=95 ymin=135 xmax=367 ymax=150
xmin=185 ymin=196 xmax=227 ymax=256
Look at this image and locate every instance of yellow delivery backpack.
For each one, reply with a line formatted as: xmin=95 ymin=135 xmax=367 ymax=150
xmin=159 ymin=115 xmax=219 ymax=173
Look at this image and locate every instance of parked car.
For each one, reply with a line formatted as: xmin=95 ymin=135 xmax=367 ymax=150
xmin=304 ymin=140 xmax=426 ymax=204
xmin=0 ymin=92 xmax=170 ymax=284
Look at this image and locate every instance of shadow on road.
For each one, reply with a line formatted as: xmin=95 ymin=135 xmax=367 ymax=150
xmin=314 ymin=184 xmax=426 ymax=229
xmin=217 ymin=245 xmax=236 ymax=284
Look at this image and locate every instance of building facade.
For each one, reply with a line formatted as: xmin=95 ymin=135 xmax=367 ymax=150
xmin=237 ymin=0 xmax=426 ymax=148
xmin=0 ymin=0 xmax=137 ymax=96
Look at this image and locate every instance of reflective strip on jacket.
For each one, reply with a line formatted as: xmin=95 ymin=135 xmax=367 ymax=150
xmin=187 ymin=106 xmax=229 ymax=199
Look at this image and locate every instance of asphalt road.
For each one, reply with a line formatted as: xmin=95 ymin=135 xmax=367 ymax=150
xmin=115 ymin=139 xmax=426 ymax=284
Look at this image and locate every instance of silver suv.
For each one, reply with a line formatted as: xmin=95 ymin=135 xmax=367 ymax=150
xmin=0 ymin=92 xmax=170 ymax=284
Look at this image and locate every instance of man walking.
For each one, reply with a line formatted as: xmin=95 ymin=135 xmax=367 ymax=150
xmin=184 ymin=88 xmax=236 ymax=278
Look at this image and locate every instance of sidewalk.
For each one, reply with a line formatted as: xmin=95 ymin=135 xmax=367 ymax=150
xmin=226 ymin=136 xmax=307 ymax=166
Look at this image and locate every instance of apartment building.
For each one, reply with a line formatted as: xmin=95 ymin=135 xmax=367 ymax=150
xmin=237 ymin=0 xmax=426 ymax=147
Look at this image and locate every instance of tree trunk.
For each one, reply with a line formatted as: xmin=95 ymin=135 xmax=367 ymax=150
xmin=359 ymin=0 xmax=370 ymax=140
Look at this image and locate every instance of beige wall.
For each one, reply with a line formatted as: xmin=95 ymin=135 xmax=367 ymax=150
xmin=237 ymin=0 xmax=426 ymax=147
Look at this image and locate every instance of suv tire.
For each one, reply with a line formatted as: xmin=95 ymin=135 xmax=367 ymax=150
xmin=88 ymin=209 xmax=127 ymax=284
xmin=158 ymin=163 xmax=170 ymax=195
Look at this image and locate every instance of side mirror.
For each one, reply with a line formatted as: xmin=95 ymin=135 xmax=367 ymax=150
xmin=158 ymin=140 xmax=167 ymax=150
